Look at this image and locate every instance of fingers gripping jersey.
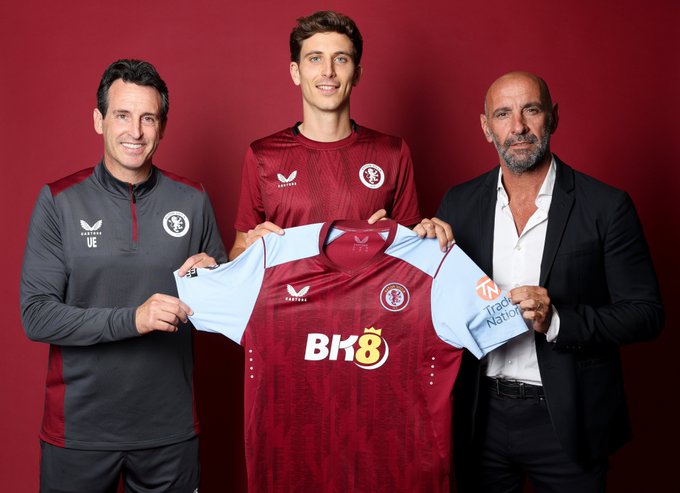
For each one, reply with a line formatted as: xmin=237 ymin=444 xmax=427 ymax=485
xmin=175 ymin=220 xmax=526 ymax=493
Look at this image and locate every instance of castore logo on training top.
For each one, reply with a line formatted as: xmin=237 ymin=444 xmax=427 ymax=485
xmin=80 ymin=219 xmax=102 ymax=248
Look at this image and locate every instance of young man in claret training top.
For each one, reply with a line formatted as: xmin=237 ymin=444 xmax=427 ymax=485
xmin=228 ymin=10 xmax=452 ymax=260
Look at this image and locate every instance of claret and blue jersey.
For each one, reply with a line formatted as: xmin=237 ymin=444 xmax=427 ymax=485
xmin=175 ymin=220 xmax=526 ymax=493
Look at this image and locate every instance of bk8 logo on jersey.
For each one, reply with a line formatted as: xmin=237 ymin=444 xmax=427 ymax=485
xmin=304 ymin=327 xmax=389 ymax=370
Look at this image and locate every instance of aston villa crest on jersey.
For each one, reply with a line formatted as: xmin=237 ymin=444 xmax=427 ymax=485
xmin=380 ymin=282 xmax=410 ymax=311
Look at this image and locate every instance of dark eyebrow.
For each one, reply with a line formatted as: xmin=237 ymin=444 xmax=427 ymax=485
xmin=302 ymin=50 xmax=354 ymax=59
xmin=111 ymin=109 xmax=159 ymax=119
xmin=302 ymin=50 xmax=323 ymax=57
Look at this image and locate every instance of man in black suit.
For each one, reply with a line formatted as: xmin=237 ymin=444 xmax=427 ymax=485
xmin=437 ymin=71 xmax=664 ymax=493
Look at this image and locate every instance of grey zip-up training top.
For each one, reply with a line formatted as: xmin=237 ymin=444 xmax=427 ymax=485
xmin=20 ymin=162 xmax=226 ymax=450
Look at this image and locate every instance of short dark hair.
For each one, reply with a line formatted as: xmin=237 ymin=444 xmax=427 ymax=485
xmin=289 ymin=11 xmax=363 ymax=65
xmin=96 ymin=59 xmax=169 ymax=123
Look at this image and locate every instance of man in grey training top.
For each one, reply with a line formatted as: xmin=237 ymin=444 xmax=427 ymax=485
xmin=20 ymin=58 xmax=226 ymax=493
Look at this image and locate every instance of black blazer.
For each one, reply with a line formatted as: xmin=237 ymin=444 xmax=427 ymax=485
xmin=437 ymin=157 xmax=664 ymax=468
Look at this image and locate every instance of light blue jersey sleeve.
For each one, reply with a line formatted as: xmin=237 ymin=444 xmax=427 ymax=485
xmin=431 ymin=246 xmax=528 ymax=359
xmin=174 ymin=223 xmax=324 ymax=345
xmin=174 ymin=240 xmax=266 ymax=344
xmin=386 ymin=225 xmax=527 ymax=359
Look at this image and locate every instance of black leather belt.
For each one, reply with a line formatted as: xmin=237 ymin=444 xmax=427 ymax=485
xmin=487 ymin=377 xmax=545 ymax=400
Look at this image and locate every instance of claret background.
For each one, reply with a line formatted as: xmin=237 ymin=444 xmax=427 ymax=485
xmin=2 ymin=0 xmax=677 ymax=491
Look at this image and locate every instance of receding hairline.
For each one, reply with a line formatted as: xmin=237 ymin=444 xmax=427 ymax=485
xmin=483 ymin=71 xmax=553 ymax=116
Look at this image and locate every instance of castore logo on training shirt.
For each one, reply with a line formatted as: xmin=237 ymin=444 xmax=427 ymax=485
xmin=277 ymin=170 xmax=297 ymax=188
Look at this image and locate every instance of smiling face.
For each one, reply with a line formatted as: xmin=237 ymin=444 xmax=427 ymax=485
xmin=93 ymin=79 xmax=164 ymax=183
xmin=290 ymin=31 xmax=361 ymax=117
xmin=481 ymin=73 xmax=558 ymax=174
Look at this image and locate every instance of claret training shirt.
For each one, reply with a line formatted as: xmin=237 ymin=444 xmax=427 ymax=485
xmin=175 ymin=220 xmax=526 ymax=493
xmin=235 ymin=122 xmax=421 ymax=231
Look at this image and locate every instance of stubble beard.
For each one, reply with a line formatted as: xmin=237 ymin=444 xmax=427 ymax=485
xmin=492 ymin=125 xmax=551 ymax=175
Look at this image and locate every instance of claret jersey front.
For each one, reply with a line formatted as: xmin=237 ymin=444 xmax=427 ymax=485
xmin=175 ymin=220 xmax=526 ymax=492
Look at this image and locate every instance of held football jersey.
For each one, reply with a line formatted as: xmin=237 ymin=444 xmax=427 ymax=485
xmin=175 ymin=220 xmax=526 ymax=493
xmin=234 ymin=123 xmax=421 ymax=231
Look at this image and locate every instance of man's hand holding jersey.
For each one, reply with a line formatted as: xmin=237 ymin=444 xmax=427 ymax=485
xmin=412 ymin=217 xmax=454 ymax=252
xmin=228 ymin=210 xmax=455 ymax=261
xmin=135 ymin=252 xmax=220 ymax=334
xmin=135 ymin=294 xmax=193 ymax=335
xmin=369 ymin=209 xmax=454 ymax=252
xmin=229 ymin=222 xmax=285 ymax=260
xmin=177 ymin=252 xmax=220 ymax=276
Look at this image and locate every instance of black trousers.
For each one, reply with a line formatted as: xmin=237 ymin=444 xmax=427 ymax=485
xmin=475 ymin=389 xmax=608 ymax=493
xmin=40 ymin=437 xmax=200 ymax=493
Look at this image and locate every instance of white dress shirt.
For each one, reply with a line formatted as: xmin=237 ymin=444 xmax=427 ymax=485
xmin=485 ymin=157 xmax=560 ymax=386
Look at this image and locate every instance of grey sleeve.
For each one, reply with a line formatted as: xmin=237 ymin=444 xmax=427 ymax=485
xmin=20 ymin=186 xmax=139 ymax=346
xmin=199 ymin=189 xmax=227 ymax=264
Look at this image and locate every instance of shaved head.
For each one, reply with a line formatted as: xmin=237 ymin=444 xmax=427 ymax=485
xmin=484 ymin=71 xmax=553 ymax=117
xmin=480 ymin=71 xmax=558 ymax=174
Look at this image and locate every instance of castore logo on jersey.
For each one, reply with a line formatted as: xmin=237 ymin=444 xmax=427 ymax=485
xmin=286 ymin=284 xmax=310 ymax=302
xmin=304 ymin=327 xmax=389 ymax=370
xmin=352 ymin=235 xmax=369 ymax=253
